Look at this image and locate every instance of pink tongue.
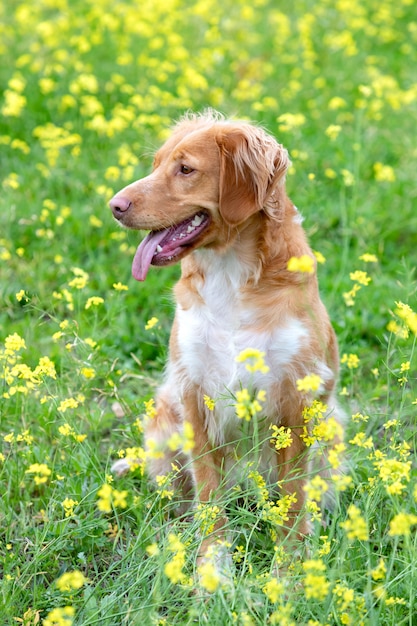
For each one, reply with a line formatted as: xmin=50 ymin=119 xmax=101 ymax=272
xmin=132 ymin=230 xmax=168 ymax=281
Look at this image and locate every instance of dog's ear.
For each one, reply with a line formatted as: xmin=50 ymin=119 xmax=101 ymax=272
xmin=216 ymin=126 xmax=290 ymax=226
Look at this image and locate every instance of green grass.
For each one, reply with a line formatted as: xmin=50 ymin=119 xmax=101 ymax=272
xmin=1 ymin=0 xmax=417 ymax=624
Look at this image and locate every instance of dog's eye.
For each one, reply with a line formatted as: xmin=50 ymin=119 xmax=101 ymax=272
xmin=180 ymin=165 xmax=194 ymax=175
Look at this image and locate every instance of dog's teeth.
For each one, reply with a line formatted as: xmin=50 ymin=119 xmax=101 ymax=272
xmin=187 ymin=225 xmax=195 ymax=233
xmin=179 ymin=233 xmax=185 ymax=238
xmin=156 ymin=245 xmax=163 ymax=253
xmin=191 ymin=214 xmax=204 ymax=227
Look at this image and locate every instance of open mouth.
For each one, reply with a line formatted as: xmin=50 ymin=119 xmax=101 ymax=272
xmin=132 ymin=211 xmax=211 ymax=281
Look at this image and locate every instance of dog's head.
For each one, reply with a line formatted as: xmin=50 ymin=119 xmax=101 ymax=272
xmin=109 ymin=110 xmax=290 ymax=280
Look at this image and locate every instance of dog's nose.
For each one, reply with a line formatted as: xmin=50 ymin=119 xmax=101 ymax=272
xmin=109 ymin=195 xmax=132 ymax=218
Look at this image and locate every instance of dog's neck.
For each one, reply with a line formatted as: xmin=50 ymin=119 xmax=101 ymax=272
xmin=193 ymin=198 xmax=306 ymax=279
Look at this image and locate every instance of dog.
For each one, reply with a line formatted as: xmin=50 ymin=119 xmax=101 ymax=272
xmin=109 ymin=110 xmax=344 ymax=556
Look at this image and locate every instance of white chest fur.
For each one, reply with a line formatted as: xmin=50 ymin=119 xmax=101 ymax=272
xmin=173 ymin=250 xmax=309 ymax=443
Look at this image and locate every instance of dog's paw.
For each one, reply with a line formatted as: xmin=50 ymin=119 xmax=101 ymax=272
xmin=111 ymin=458 xmax=133 ymax=477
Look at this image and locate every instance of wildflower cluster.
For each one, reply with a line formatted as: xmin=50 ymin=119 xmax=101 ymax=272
xmin=1 ymin=333 xmax=57 ymax=399
xmin=43 ymin=606 xmax=75 ymax=626
xmin=58 ymin=423 xmax=87 ymax=443
xmin=343 ymin=259 xmax=375 ymax=307
xmin=163 ymin=534 xmax=190 ymax=586
xmin=96 ymin=482 xmax=128 ymax=513
xmin=340 ymin=504 xmax=369 ymax=541
xmin=269 ymin=425 xmax=293 ymax=450
xmin=303 ymin=559 xmax=330 ymax=600
xmin=301 ymin=399 xmax=344 ymax=454
xmin=195 ymin=503 xmax=222 ymax=536
xmin=155 ymin=473 xmax=175 ymax=500
xmin=391 ymin=301 xmax=417 ymax=337
xmin=249 ymin=470 xmax=297 ymax=529
xmin=234 ymin=388 xmax=266 ymax=421
xmin=25 ymin=463 xmax=52 ymax=486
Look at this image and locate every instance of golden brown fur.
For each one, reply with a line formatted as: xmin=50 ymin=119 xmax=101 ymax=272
xmin=109 ymin=110 xmax=344 ymax=556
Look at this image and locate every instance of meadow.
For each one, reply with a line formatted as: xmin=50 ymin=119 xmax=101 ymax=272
xmin=1 ymin=0 xmax=417 ymax=623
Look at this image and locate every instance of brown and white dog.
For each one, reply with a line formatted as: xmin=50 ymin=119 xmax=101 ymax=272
xmin=109 ymin=110 xmax=344 ymax=554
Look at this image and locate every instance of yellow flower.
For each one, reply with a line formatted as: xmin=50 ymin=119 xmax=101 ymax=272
xmin=341 ymin=353 xmax=360 ymax=369
xmin=263 ymin=578 xmax=284 ymax=603
xmin=359 ymin=253 xmax=378 ymax=263
xmin=349 ymin=270 xmax=371 ymax=286
xmin=197 ymin=560 xmax=221 ymax=592
xmin=313 ymin=250 xmax=326 ymax=264
xmin=324 ymin=167 xmax=337 ymax=179
xmin=144 ymin=398 xmax=157 ymax=419
xmin=1 ymin=90 xmax=27 ymax=117
xmin=89 ymin=215 xmax=103 ymax=228
xmin=303 ymin=560 xmax=329 ymax=600
xmin=195 ymin=503 xmax=221 ymax=536
xmin=164 ymin=534 xmax=187 ymax=585
xmin=85 ymin=296 xmax=104 ymax=309
xmin=296 ymin=374 xmax=323 ymax=393
xmin=68 ymin=276 xmax=88 ymax=290
xmin=235 ymin=348 xmax=269 ymax=373
xmin=15 ymin=289 xmax=27 ymax=302
xmin=303 ymin=475 xmax=329 ymax=502
xmin=58 ymin=398 xmax=79 ymax=412
xmin=80 ymin=367 xmax=96 ymax=379
xmin=270 ymin=425 xmax=293 ymax=450
xmin=373 ymin=162 xmax=396 ymax=182
xmin=56 ymin=570 xmax=88 ymax=592
xmin=43 ymin=606 xmax=75 ymax=626
xmin=59 ymin=423 xmax=73 ymax=437
xmin=349 ymin=432 xmax=373 ymax=448
xmin=204 ymin=394 xmax=216 ymax=410
xmin=374 ymin=456 xmax=411 ymax=495
xmin=96 ymin=483 xmax=113 ymax=513
xmin=113 ymin=282 xmax=129 ymax=291
xmin=145 ymin=316 xmax=159 ymax=330
xmin=234 ymin=388 xmax=265 ymax=421
xmin=262 ymin=492 xmax=297 ymax=525
xmin=155 ymin=474 xmax=174 ymax=500
xmin=325 ymin=124 xmax=342 ymax=140
xmin=146 ymin=543 xmax=160 ymax=557
xmin=332 ymin=474 xmax=353 ymax=491
xmin=25 ymin=463 xmax=51 ymax=485
xmin=278 ymin=112 xmax=306 ymax=132
xmin=35 ymin=356 xmax=57 ymax=380
xmin=395 ymin=301 xmax=417 ymax=335
xmin=112 ymin=488 xmax=128 ymax=508
xmin=371 ymin=558 xmax=387 ymax=581
xmin=328 ymin=96 xmax=347 ymax=110
xmin=61 ymin=498 xmax=79 ymax=518
xmin=341 ymin=169 xmax=354 ymax=187
xmin=98 ymin=480 xmax=128 ymax=512
xmin=388 ymin=512 xmax=417 ymax=537
xmin=287 ymin=254 xmax=315 ymax=274
xmin=4 ymin=332 xmax=26 ymax=354
xmin=340 ymin=504 xmax=368 ymax=541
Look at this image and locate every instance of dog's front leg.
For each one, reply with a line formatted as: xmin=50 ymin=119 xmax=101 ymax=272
xmin=182 ymin=390 xmax=228 ymax=558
